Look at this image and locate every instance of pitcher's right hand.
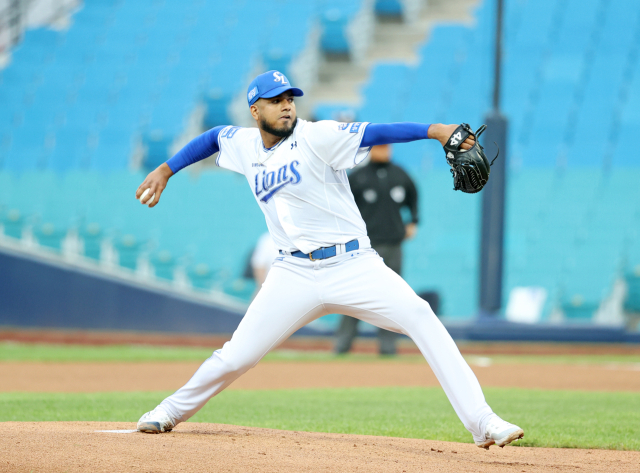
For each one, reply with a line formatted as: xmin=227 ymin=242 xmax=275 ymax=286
xmin=135 ymin=163 xmax=174 ymax=208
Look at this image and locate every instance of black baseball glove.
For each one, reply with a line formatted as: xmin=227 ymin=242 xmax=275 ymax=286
xmin=443 ymin=123 xmax=498 ymax=194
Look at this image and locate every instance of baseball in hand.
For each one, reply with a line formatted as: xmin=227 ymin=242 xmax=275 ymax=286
xmin=139 ymin=188 xmax=155 ymax=206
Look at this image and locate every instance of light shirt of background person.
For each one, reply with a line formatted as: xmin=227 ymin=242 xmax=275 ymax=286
xmin=251 ymin=232 xmax=279 ymax=289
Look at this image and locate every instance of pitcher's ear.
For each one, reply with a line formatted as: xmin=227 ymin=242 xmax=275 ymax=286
xmin=250 ymin=103 xmax=259 ymax=120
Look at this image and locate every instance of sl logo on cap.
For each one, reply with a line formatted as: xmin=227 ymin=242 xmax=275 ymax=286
xmin=273 ymin=72 xmax=288 ymax=84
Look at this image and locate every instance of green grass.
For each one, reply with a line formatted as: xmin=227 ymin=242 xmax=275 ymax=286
xmin=0 ymin=342 xmax=215 ymax=362
xmin=1 ymin=387 xmax=638 ymax=450
xmin=2 ymin=341 xmax=640 ymax=365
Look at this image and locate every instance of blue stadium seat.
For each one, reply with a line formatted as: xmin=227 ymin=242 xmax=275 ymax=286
xmin=152 ymin=250 xmax=176 ymax=281
xmin=142 ymin=132 xmax=172 ymax=171
xmin=1 ymin=209 xmax=24 ymax=239
xmin=375 ymin=0 xmax=403 ymax=16
xmin=188 ymin=263 xmax=215 ymax=291
xmin=80 ymin=223 xmax=103 ymax=261
xmin=625 ymin=267 xmax=640 ymax=313
xmin=320 ymin=8 xmax=351 ymax=55
xmin=48 ymin=127 xmax=91 ymax=172
xmin=91 ymin=127 xmax=133 ymax=171
xmin=561 ymin=293 xmax=599 ymax=322
xmin=203 ymin=90 xmax=232 ymax=129
xmin=34 ymin=222 xmax=66 ymax=252
xmin=115 ymin=234 xmax=143 ymax=270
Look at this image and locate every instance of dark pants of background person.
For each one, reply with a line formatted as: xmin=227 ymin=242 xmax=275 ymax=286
xmin=334 ymin=244 xmax=402 ymax=355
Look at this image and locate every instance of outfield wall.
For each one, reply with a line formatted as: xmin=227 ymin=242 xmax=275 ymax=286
xmin=0 ymin=245 xmax=247 ymax=334
xmin=2 ymin=244 xmax=640 ymax=343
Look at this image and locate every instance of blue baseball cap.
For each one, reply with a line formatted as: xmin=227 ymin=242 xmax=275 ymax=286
xmin=247 ymin=70 xmax=304 ymax=106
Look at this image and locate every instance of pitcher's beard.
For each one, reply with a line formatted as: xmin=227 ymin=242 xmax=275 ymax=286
xmin=260 ymin=116 xmax=297 ymax=139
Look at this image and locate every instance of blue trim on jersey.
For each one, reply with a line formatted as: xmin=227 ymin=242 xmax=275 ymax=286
xmin=166 ymin=125 xmax=226 ymax=173
xmin=354 ymin=122 xmax=372 ymax=166
xmin=360 ymin=122 xmax=431 ymax=147
xmin=215 ymin=127 xmax=223 ymax=166
xmin=215 ymin=125 xmax=230 ymax=167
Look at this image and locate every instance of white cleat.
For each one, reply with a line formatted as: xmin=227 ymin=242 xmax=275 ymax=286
xmin=475 ymin=416 xmax=524 ymax=449
xmin=137 ymin=406 xmax=176 ymax=434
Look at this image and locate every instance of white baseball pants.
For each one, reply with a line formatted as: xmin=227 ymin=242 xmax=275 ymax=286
xmin=160 ymin=248 xmax=495 ymax=442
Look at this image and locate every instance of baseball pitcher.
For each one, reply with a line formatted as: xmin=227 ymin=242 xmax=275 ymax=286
xmin=134 ymin=70 xmax=521 ymax=449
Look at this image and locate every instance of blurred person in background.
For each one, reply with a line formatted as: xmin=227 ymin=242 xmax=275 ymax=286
xmin=251 ymin=232 xmax=279 ymax=289
xmin=334 ymin=144 xmax=419 ymax=355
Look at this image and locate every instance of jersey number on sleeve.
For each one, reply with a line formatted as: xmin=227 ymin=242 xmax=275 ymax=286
xmin=221 ymin=127 xmax=240 ymax=139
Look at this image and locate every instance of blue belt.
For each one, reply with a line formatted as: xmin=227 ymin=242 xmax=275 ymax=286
xmin=283 ymin=239 xmax=360 ymax=261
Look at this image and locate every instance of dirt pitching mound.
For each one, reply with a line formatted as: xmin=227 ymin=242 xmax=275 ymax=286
xmin=1 ymin=422 xmax=638 ymax=473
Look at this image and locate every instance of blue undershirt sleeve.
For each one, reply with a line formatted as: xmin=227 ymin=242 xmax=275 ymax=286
xmin=165 ymin=125 xmax=226 ymax=173
xmin=360 ymin=122 xmax=431 ymax=148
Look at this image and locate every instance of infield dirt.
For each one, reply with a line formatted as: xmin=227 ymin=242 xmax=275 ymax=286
xmin=3 ymin=334 xmax=640 ymax=472
xmin=2 ymin=422 xmax=639 ymax=473
xmin=2 ymin=360 xmax=640 ymax=472
xmin=2 ymin=359 xmax=640 ymax=392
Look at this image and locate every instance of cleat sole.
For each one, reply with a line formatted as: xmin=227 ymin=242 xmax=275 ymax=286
xmin=495 ymin=429 xmax=524 ymax=448
xmin=476 ymin=429 xmax=524 ymax=449
xmin=137 ymin=421 xmax=173 ymax=434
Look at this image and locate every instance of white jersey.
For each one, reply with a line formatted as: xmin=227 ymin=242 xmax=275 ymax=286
xmin=216 ymin=119 xmax=372 ymax=253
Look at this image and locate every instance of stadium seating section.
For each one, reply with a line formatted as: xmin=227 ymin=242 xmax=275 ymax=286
xmin=1 ymin=0 xmax=639 ymax=320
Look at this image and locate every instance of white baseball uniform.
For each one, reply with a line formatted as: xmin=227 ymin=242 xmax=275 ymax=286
xmin=158 ymin=119 xmax=496 ymax=442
